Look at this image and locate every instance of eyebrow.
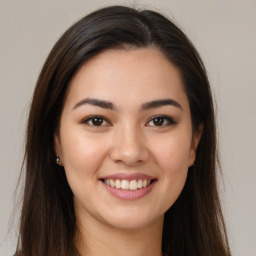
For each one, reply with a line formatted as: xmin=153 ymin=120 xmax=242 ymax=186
xmin=141 ymin=98 xmax=182 ymax=111
xmin=73 ymin=98 xmax=116 ymax=110
xmin=72 ymin=98 xmax=182 ymax=111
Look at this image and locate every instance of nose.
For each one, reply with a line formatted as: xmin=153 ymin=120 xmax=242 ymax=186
xmin=110 ymin=124 xmax=149 ymax=166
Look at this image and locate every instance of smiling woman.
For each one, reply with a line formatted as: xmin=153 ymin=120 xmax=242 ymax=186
xmin=55 ymin=47 xmax=199 ymax=233
xmin=15 ymin=5 xmax=231 ymax=256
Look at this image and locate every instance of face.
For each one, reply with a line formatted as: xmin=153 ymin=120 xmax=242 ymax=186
xmin=55 ymin=48 xmax=202 ymax=231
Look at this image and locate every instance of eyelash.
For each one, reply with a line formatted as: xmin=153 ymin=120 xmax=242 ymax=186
xmin=146 ymin=115 xmax=177 ymax=127
xmin=82 ymin=115 xmax=177 ymax=127
xmin=82 ymin=115 xmax=111 ymax=127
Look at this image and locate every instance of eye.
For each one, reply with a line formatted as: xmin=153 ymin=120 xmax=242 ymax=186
xmin=146 ymin=115 xmax=176 ymax=127
xmin=82 ymin=115 xmax=111 ymax=127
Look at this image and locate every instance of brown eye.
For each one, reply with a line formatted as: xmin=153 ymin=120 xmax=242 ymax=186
xmin=91 ymin=117 xmax=104 ymax=126
xmin=146 ymin=115 xmax=176 ymax=127
xmin=82 ymin=116 xmax=111 ymax=127
xmin=152 ymin=117 xmax=164 ymax=126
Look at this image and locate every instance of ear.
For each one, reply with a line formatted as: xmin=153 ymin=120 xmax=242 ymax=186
xmin=188 ymin=124 xmax=203 ymax=167
xmin=54 ymin=133 xmax=63 ymax=166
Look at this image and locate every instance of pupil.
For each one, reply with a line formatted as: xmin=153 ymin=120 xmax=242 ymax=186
xmin=92 ymin=118 xmax=103 ymax=126
xmin=153 ymin=117 xmax=164 ymax=126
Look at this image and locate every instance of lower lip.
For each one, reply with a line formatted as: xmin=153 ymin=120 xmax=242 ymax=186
xmin=101 ymin=181 xmax=156 ymax=200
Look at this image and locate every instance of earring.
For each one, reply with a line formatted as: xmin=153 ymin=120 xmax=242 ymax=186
xmin=56 ymin=154 xmax=60 ymax=165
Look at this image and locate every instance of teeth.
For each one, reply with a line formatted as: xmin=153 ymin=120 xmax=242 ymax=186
xmin=110 ymin=179 xmax=115 ymax=187
xmin=130 ymin=180 xmax=137 ymax=190
xmin=138 ymin=179 xmax=142 ymax=188
xmin=103 ymin=178 xmax=152 ymax=190
xmin=115 ymin=179 xmax=121 ymax=189
xmin=121 ymin=180 xmax=129 ymax=190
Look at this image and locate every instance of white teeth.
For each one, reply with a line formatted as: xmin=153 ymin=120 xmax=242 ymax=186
xmin=142 ymin=179 xmax=147 ymax=188
xmin=115 ymin=179 xmax=121 ymax=189
xmin=137 ymin=179 xmax=142 ymax=188
xmin=130 ymin=180 xmax=137 ymax=190
xmin=121 ymin=180 xmax=130 ymax=190
xmin=110 ymin=179 xmax=115 ymax=187
xmin=103 ymin=178 xmax=152 ymax=190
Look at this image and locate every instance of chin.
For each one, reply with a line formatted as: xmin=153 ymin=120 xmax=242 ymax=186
xmin=101 ymin=207 xmax=163 ymax=231
xmin=107 ymin=218 xmax=155 ymax=231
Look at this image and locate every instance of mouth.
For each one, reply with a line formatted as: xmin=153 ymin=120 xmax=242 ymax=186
xmin=99 ymin=173 xmax=157 ymax=199
xmin=100 ymin=178 xmax=156 ymax=191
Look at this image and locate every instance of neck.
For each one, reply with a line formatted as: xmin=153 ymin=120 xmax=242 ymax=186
xmin=75 ymin=213 xmax=164 ymax=256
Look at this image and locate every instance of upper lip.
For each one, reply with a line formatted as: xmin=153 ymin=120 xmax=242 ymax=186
xmin=99 ymin=172 xmax=157 ymax=181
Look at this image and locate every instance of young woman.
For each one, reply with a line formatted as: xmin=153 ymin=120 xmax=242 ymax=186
xmin=15 ymin=5 xmax=231 ymax=256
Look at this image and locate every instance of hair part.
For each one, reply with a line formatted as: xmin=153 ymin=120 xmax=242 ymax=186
xmin=16 ymin=5 xmax=231 ymax=256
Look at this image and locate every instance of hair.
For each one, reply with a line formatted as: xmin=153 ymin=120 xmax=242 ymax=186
xmin=15 ymin=5 xmax=231 ymax=256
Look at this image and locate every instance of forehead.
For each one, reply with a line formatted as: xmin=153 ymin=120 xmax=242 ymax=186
xmin=64 ymin=47 xmax=189 ymax=111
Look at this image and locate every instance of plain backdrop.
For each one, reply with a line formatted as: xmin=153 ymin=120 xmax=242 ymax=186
xmin=0 ymin=0 xmax=255 ymax=255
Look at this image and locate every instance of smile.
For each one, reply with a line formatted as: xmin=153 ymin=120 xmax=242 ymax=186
xmin=103 ymin=179 xmax=152 ymax=191
xmin=99 ymin=173 xmax=157 ymax=200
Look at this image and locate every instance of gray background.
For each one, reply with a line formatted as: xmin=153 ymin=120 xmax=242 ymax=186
xmin=0 ymin=0 xmax=255 ymax=255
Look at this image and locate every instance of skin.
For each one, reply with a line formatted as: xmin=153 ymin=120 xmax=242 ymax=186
xmin=55 ymin=48 xmax=202 ymax=256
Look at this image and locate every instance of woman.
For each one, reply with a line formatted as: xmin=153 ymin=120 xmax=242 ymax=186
xmin=16 ymin=5 xmax=231 ymax=256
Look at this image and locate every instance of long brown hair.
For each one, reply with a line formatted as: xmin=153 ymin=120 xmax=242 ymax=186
xmin=16 ymin=5 xmax=231 ymax=256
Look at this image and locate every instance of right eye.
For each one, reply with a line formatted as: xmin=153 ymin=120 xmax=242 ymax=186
xmin=82 ymin=115 xmax=111 ymax=127
xmin=146 ymin=115 xmax=177 ymax=127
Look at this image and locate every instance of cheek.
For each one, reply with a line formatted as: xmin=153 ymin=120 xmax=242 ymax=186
xmin=149 ymin=130 xmax=192 ymax=207
xmin=158 ymin=142 xmax=189 ymax=191
xmin=60 ymin=128 xmax=109 ymax=182
xmin=151 ymin=130 xmax=192 ymax=173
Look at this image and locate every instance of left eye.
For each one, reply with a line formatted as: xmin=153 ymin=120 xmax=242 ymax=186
xmin=82 ymin=116 xmax=111 ymax=127
xmin=146 ymin=116 xmax=176 ymax=127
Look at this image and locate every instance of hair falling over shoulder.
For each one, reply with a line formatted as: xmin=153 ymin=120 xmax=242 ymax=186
xmin=15 ymin=5 xmax=231 ymax=256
